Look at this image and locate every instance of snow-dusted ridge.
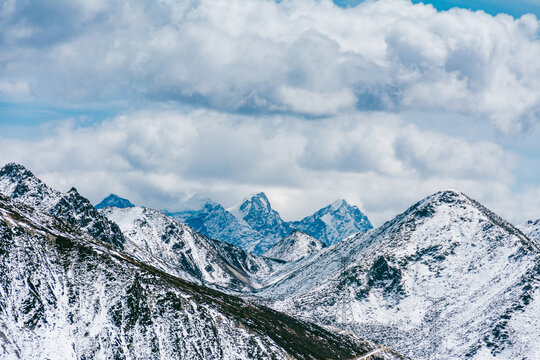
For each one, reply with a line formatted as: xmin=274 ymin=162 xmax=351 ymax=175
xmin=101 ymin=206 xmax=293 ymax=292
xmin=259 ymin=190 xmax=540 ymax=360
xmin=0 ymin=163 xmax=124 ymax=248
xmin=264 ymin=230 xmax=326 ymax=262
xmin=0 ymin=164 xmax=407 ymax=360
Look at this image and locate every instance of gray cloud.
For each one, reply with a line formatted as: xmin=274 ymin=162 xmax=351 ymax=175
xmin=1 ymin=0 xmax=540 ymax=131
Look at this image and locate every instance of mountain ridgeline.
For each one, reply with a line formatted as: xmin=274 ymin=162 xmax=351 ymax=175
xmin=159 ymin=192 xmax=372 ymax=254
xmin=261 ymin=190 xmax=540 ymax=360
xmin=2 ymin=163 xmax=538 ymax=360
xmin=0 ymin=162 xmax=406 ymax=360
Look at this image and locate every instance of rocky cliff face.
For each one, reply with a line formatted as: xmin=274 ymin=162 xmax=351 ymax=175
xmin=0 ymin=163 xmax=124 ymax=248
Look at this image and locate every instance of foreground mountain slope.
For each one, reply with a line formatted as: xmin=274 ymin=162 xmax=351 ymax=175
xmin=101 ymin=206 xmax=291 ymax=291
xmin=261 ymin=190 xmax=540 ymax=360
xmin=291 ymin=199 xmax=373 ymax=246
xmin=0 ymin=194 xmax=406 ymax=360
xmin=264 ymin=230 xmax=326 ymax=262
xmin=95 ymin=194 xmax=135 ymax=209
xmin=0 ymin=163 xmax=124 ymax=248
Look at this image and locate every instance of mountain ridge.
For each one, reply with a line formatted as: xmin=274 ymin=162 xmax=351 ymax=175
xmin=0 ymin=163 xmax=407 ymax=360
xmin=259 ymin=190 xmax=540 ymax=360
xmin=264 ymin=230 xmax=326 ymax=262
xmin=0 ymin=163 xmax=125 ymax=248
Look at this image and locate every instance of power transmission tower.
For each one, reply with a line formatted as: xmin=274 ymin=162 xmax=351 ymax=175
xmin=336 ymin=256 xmax=355 ymax=325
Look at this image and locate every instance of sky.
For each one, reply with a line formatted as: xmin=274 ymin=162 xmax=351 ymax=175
xmin=0 ymin=0 xmax=539 ymax=226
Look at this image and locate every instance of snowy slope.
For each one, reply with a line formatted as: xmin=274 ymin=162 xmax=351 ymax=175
xmin=264 ymin=230 xmax=326 ymax=262
xmin=260 ymin=190 xmax=540 ymax=360
xmin=0 ymin=163 xmax=124 ymax=248
xmin=518 ymin=219 xmax=540 ymax=242
xmin=101 ymin=206 xmax=290 ymax=291
xmin=95 ymin=194 xmax=134 ymax=209
xmin=0 ymin=195 xmax=406 ymax=360
xmin=291 ymin=199 xmax=373 ymax=246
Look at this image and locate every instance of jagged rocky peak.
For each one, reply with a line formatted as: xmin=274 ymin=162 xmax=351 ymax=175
xmin=0 ymin=162 xmax=59 ymax=208
xmin=0 ymin=162 xmax=33 ymax=180
xmin=0 ymin=162 xmax=125 ymax=248
xmin=180 ymin=201 xmax=268 ymax=253
xmin=290 ymin=197 xmax=373 ymax=246
xmin=229 ymin=192 xmax=273 ymax=218
xmin=228 ymin=192 xmax=290 ymax=252
xmin=95 ymin=193 xmax=135 ymax=209
xmin=264 ymin=230 xmax=326 ymax=262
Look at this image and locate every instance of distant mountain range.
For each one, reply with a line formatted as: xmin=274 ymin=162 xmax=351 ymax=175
xmin=1 ymin=162 xmax=538 ymax=360
xmin=162 ymin=192 xmax=372 ymax=254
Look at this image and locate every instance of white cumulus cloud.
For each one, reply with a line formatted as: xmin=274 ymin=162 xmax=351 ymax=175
xmin=0 ymin=0 xmax=539 ymax=131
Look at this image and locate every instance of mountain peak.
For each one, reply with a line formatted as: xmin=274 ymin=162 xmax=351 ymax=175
xmin=241 ymin=192 xmax=271 ymax=211
xmin=330 ymin=198 xmax=346 ymax=211
xmin=226 ymin=192 xmax=290 ymax=252
xmin=0 ymin=162 xmax=36 ymax=181
xmin=291 ymin=199 xmax=373 ymax=246
xmin=95 ymin=194 xmax=135 ymax=209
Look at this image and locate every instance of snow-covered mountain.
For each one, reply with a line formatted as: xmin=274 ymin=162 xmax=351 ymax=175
xmin=0 ymin=195 xmax=405 ymax=360
xmin=261 ymin=190 xmax=540 ymax=360
xmin=264 ymin=230 xmax=326 ymax=262
xmin=95 ymin=193 xmax=134 ymax=209
xmin=101 ymin=206 xmax=291 ymax=291
xmin=228 ymin=192 xmax=291 ymax=253
xmin=170 ymin=192 xmax=373 ymax=254
xmin=518 ymin=219 xmax=540 ymax=241
xmin=291 ymin=199 xmax=373 ymax=246
xmin=0 ymin=163 xmax=124 ymax=248
xmin=177 ymin=202 xmax=268 ymax=254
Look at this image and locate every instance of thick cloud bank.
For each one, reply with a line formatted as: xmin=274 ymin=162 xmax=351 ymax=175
xmin=1 ymin=0 xmax=540 ymax=132
xmin=1 ymin=110 xmax=535 ymax=226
